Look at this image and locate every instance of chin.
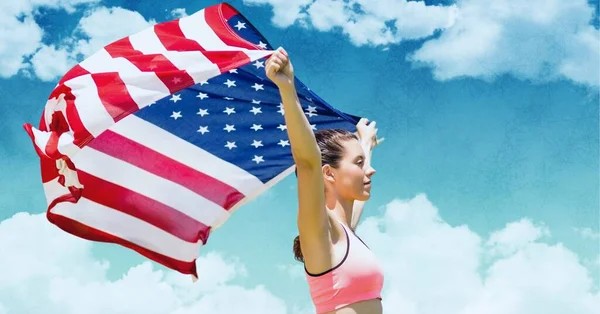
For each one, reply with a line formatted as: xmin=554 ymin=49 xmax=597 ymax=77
xmin=356 ymin=191 xmax=371 ymax=201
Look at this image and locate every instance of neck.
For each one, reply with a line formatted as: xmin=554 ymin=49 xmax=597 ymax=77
xmin=325 ymin=191 xmax=354 ymax=227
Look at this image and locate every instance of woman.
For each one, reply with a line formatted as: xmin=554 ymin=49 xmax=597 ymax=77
xmin=266 ymin=48 xmax=384 ymax=314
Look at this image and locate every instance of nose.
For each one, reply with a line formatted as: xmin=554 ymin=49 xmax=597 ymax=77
xmin=365 ymin=165 xmax=376 ymax=178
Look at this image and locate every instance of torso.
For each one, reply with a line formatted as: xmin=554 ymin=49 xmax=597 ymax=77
xmin=303 ymin=215 xmax=384 ymax=314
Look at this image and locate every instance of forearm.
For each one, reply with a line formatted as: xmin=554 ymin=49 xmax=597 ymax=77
xmin=279 ymin=85 xmax=321 ymax=165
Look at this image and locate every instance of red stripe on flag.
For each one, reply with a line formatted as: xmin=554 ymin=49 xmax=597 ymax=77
xmin=152 ymin=18 xmax=244 ymax=74
xmin=92 ymin=73 xmax=140 ymax=122
xmin=59 ymin=64 xmax=89 ymax=85
xmin=105 ymin=38 xmax=196 ymax=94
xmin=47 ymin=212 xmax=198 ymax=276
xmin=220 ymin=3 xmax=238 ymax=20
xmin=48 ymin=84 xmax=95 ymax=147
xmin=22 ymin=123 xmax=43 ymax=156
xmin=45 ymin=131 xmax=63 ymax=159
xmin=38 ymin=112 xmax=47 ymax=132
xmin=154 ymin=20 xmax=205 ymax=52
xmin=200 ymin=50 xmax=251 ymax=74
xmin=76 ymin=170 xmax=211 ymax=244
xmin=66 ymin=95 xmax=95 ymax=147
xmin=204 ymin=5 xmax=257 ymax=50
xmin=88 ymin=130 xmax=245 ymax=210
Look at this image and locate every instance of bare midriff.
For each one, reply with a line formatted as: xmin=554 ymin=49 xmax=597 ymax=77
xmin=322 ymin=298 xmax=383 ymax=314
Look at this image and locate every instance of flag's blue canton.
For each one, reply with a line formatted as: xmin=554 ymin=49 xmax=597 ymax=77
xmin=135 ymin=13 xmax=360 ymax=184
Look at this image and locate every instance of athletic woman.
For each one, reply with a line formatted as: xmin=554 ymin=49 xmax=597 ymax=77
xmin=266 ymin=47 xmax=384 ymax=314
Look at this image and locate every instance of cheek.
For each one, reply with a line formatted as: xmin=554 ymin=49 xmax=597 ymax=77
xmin=337 ymin=166 xmax=364 ymax=186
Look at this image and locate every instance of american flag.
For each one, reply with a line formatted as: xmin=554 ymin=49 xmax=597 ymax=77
xmin=23 ymin=2 xmax=361 ymax=278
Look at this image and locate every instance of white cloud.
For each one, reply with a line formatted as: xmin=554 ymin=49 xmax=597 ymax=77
xmin=3 ymin=196 xmax=598 ymax=314
xmin=0 ymin=212 xmax=289 ymax=314
xmin=574 ymin=227 xmax=600 ymax=240
xmin=244 ymin=0 xmax=457 ymax=45
xmin=0 ymin=0 xmax=97 ymax=78
xmin=73 ymin=6 xmax=156 ymax=59
xmin=248 ymin=0 xmax=599 ymax=86
xmin=170 ymin=8 xmax=188 ymax=18
xmin=409 ymin=0 xmax=599 ymax=86
xmin=0 ymin=1 xmax=157 ymax=82
xmin=28 ymin=5 xmax=156 ymax=82
xmin=486 ymin=218 xmax=550 ymax=257
xmin=0 ymin=14 xmax=43 ymax=78
xmin=30 ymin=45 xmax=75 ymax=81
xmin=244 ymin=0 xmax=313 ymax=28
xmin=277 ymin=263 xmax=304 ymax=281
xmin=353 ymin=194 xmax=600 ymax=314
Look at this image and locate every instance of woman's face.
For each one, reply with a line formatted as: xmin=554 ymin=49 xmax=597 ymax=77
xmin=330 ymin=139 xmax=376 ymax=201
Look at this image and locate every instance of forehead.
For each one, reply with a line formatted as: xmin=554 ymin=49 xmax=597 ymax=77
xmin=341 ymin=139 xmax=364 ymax=157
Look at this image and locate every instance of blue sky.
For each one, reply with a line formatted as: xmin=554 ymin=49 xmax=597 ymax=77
xmin=0 ymin=0 xmax=598 ymax=313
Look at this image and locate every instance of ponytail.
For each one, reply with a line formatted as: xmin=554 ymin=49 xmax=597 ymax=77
xmin=293 ymin=235 xmax=304 ymax=262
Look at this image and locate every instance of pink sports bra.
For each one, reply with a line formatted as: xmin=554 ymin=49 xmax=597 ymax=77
xmin=305 ymin=221 xmax=384 ymax=313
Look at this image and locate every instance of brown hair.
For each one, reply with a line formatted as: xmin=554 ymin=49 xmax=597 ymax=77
xmin=293 ymin=128 xmax=358 ymax=263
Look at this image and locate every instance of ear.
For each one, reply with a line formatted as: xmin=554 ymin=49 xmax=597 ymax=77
xmin=322 ymin=164 xmax=335 ymax=183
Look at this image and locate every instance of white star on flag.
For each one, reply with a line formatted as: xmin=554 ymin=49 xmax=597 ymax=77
xmin=225 ymin=141 xmax=237 ymax=149
xmin=171 ymin=111 xmax=182 ymax=119
xmin=278 ymin=140 xmax=290 ymax=147
xmin=234 ymin=21 xmax=246 ymax=30
xmin=224 ymin=79 xmax=236 ymax=87
xmin=224 ymin=124 xmax=236 ymax=132
xmin=251 ymin=83 xmax=264 ymax=91
xmin=252 ymin=155 xmax=264 ymax=164
xmin=250 ymin=107 xmax=262 ymax=115
xmin=197 ymin=126 xmax=209 ymax=134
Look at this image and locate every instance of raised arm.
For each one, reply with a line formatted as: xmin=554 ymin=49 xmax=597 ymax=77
xmin=265 ymin=49 xmax=329 ymax=243
xmin=350 ymin=119 xmax=382 ymax=231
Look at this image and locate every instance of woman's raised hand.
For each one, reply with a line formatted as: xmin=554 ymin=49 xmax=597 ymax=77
xmin=356 ymin=118 xmax=384 ymax=150
xmin=266 ymin=47 xmax=295 ymax=89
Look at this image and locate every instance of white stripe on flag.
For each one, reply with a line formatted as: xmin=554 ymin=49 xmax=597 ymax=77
xmin=178 ymin=11 xmax=273 ymax=68
xmin=57 ymin=132 xmax=81 ymax=157
xmin=161 ymin=51 xmax=222 ymax=84
xmin=73 ymin=146 xmax=230 ymax=226
xmin=43 ymin=177 xmax=70 ymax=206
xmin=128 ymin=26 xmax=172 ymax=54
xmin=108 ymin=115 xmax=264 ymax=196
xmin=79 ymin=49 xmax=171 ymax=109
xmin=49 ymin=192 xmax=202 ymax=262
xmin=179 ymin=10 xmax=234 ymax=51
xmin=127 ymin=21 xmax=223 ymax=84
xmin=29 ymin=127 xmax=51 ymax=157
xmin=64 ymin=74 xmax=115 ymax=138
